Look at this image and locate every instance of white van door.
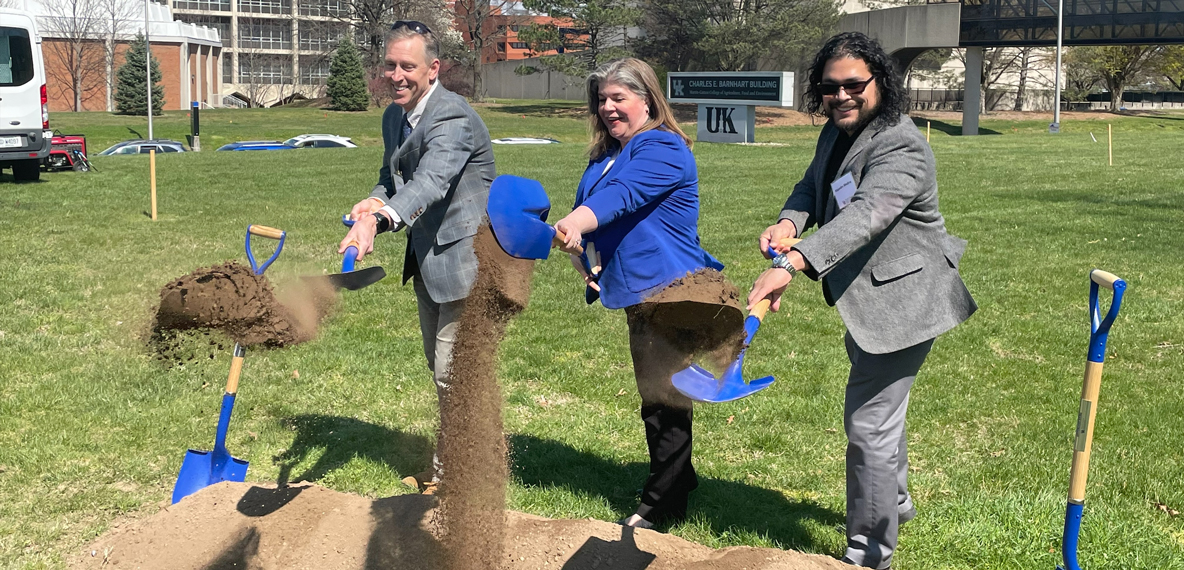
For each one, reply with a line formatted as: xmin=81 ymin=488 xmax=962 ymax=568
xmin=0 ymin=24 xmax=43 ymax=136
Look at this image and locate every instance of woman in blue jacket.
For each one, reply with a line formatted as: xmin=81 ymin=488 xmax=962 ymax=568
xmin=554 ymin=58 xmax=724 ymax=529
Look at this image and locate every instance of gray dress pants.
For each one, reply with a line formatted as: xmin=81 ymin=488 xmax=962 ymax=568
xmin=414 ymin=276 xmax=466 ymax=482
xmin=842 ymin=332 xmax=933 ymax=569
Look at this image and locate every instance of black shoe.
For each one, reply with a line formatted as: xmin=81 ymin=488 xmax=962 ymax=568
xmin=899 ymin=505 xmax=917 ymax=525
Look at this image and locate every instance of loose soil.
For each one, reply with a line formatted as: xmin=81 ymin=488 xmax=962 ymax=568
xmin=147 ymin=261 xmax=338 ymax=364
xmin=633 ymin=269 xmax=748 ymax=368
xmin=72 ymin=481 xmax=853 ymax=570
xmin=436 ymin=224 xmax=534 ymax=570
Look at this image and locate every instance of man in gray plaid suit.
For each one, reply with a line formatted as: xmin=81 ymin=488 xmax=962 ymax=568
xmin=748 ymin=33 xmax=976 ymax=569
xmin=340 ymin=20 xmax=495 ymax=494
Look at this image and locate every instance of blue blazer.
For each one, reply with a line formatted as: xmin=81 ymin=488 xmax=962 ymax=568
xmin=575 ymin=129 xmax=722 ymax=309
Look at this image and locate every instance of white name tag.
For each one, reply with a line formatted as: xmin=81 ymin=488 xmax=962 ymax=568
xmin=830 ymin=172 xmax=857 ymax=210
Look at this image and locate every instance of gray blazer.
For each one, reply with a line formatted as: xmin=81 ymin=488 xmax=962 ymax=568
xmin=781 ymin=114 xmax=976 ymax=354
xmin=369 ymin=85 xmax=495 ymax=304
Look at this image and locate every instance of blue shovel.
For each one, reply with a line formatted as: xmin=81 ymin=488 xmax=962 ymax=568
xmin=171 ymin=225 xmax=286 ymax=503
xmin=486 ymin=174 xmax=593 ymax=294
xmin=671 ymin=239 xmax=800 ymax=403
xmin=1058 ymin=269 xmax=1127 ymax=570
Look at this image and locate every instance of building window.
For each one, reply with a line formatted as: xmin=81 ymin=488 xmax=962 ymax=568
xmin=496 ymin=42 xmax=505 ymax=52
xmin=298 ymin=55 xmax=330 ymax=84
xmin=238 ymin=18 xmax=291 ymax=50
xmin=222 ymin=54 xmax=232 ymax=83
xmin=240 ymin=0 xmax=291 ymax=15
xmin=239 ymin=54 xmax=292 ymax=84
xmin=175 ymin=14 xmax=231 ymax=47
xmin=510 ymin=42 xmax=528 ymax=49
xmin=510 ymin=24 xmax=520 ymax=32
xmin=297 ymin=0 xmax=348 ymax=17
xmin=172 ymin=0 xmax=230 ymax=11
xmin=299 ymin=22 xmax=344 ymax=50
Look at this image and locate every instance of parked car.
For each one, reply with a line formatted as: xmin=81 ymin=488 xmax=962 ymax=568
xmin=0 ymin=8 xmax=51 ymax=182
xmin=98 ymin=139 xmax=187 ymax=155
xmin=283 ymin=134 xmax=357 ymax=148
xmin=217 ymin=140 xmax=296 ymax=151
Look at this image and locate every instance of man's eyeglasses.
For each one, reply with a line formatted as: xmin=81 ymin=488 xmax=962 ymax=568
xmin=818 ymin=77 xmax=874 ymax=97
xmin=391 ymin=20 xmax=432 ymax=35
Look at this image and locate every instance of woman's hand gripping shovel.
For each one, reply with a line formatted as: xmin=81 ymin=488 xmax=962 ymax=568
xmin=1058 ymin=270 xmax=1127 ymax=570
xmin=171 ymin=225 xmax=285 ymax=503
xmin=671 ymin=239 xmax=801 ymax=404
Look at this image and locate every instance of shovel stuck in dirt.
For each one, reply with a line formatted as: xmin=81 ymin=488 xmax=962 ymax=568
xmin=172 ymin=344 xmax=250 ymax=503
xmin=671 ymin=238 xmax=801 ymax=403
xmin=172 ymin=225 xmax=287 ymax=503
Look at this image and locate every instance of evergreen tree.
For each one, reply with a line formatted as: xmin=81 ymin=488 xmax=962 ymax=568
xmin=114 ymin=34 xmax=165 ymax=116
xmin=327 ymin=39 xmax=369 ymax=111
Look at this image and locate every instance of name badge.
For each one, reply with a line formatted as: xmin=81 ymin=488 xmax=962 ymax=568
xmin=830 ymin=172 xmax=857 ymax=210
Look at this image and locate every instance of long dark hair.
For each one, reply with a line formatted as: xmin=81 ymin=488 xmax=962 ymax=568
xmin=801 ymin=32 xmax=909 ymax=129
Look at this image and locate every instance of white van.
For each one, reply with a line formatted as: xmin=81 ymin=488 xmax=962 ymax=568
xmin=0 ymin=8 xmax=51 ymax=182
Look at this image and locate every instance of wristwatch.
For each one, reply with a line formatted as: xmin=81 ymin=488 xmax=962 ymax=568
xmin=372 ymin=211 xmax=391 ymax=234
xmin=771 ymin=252 xmax=798 ymax=275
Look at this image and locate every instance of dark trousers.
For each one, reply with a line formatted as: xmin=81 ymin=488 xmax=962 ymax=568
xmin=626 ymin=308 xmax=699 ymax=523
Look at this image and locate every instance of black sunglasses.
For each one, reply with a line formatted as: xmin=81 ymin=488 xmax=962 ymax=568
xmin=818 ymin=77 xmax=874 ymax=96
xmin=390 ymin=20 xmax=432 ymax=35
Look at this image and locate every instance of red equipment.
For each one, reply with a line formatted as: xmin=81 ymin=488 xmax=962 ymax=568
xmin=43 ymin=133 xmax=93 ymax=172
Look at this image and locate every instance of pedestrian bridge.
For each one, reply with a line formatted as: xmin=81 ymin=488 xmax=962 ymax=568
xmin=840 ymin=0 xmax=1184 ymax=133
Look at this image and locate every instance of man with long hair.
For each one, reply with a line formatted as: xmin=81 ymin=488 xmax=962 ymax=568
xmin=748 ymin=32 xmax=976 ymax=568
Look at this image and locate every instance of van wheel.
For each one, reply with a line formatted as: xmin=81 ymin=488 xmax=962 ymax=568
xmin=12 ymin=160 xmax=41 ymax=182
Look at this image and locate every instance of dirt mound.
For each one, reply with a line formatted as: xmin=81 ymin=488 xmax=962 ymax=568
xmin=633 ymin=268 xmax=748 ymax=367
xmin=72 ymin=482 xmax=852 ymax=570
xmin=148 ymin=261 xmax=338 ymax=363
xmin=436 ymin=224 xmax=534 ymax=569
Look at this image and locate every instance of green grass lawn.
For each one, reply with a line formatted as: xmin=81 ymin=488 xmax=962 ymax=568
xmin=2 ymin=103 xmax=1182 ymax=569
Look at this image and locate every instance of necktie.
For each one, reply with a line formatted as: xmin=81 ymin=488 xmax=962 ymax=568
xmin=402 ymin=116 xmax=412 ymax=141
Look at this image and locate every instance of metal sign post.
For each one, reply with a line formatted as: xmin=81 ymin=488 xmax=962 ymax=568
xmin=145 ymin=0 xmax=153 ymax=139
xmin=1050 ymin=0 xmax=1064 ymax=134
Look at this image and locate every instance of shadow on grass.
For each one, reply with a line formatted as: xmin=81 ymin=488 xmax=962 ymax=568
xmin=509 ymin=434 xmax=843 ymax=553
xmin=273 ymin=414 xmax=433 ymax=486
xmin=912 ymin=116 xmax=1001 ymax=136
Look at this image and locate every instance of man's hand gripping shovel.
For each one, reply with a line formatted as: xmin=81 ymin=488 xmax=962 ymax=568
xmin=670 ymin=238 xmax=801 ymax=404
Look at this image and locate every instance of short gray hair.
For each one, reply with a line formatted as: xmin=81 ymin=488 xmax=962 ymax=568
xmin=586 ymin=59 xmax=650 ymax=116
xmin=385 ymin=26 xmax=439 ymax=62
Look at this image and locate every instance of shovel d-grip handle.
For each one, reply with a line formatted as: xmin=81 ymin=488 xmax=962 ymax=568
xmin=245 ymin=225 xmax=286 ymax=275
xmin=1059 ymin=269 xmax=1126 ymax=570
xmin=340 ymin=201 xmax=385 ymax=272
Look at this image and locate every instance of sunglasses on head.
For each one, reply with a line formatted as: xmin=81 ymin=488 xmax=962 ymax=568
xmin=391 ymin=20 xmax=431 ymax=35
xmin=818 ymin=77 xmax=874 ymax=96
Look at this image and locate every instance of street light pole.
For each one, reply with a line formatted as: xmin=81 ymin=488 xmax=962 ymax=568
xmin=1050 ymin=0 xmax=1064 ymax=133
xmin=143 ymin=0 xmax=152 ymax=139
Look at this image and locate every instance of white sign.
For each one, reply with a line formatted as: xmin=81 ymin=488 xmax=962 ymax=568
xmin=830 ymin=172 xmax=857 ymax=210
xmin=697 ymin=104 xmax=755 ymax=144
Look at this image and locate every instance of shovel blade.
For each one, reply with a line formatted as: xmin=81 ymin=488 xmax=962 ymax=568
xmin=672 ymin=364 xmax=775 ymax=403
xmin=487 ymin=175 xmax=557 ymax=260
xmin=171 ymin=449 xmax=248 ymax=504
xmin=304 ymin=266 xmax=387 ymax=291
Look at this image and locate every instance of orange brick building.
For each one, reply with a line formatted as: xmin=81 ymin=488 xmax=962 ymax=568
xmin=450 ymin=1 xmax=582 ymax=64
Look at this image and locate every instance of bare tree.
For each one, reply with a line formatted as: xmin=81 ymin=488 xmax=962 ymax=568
xmin=955 ymin=47 xmax=1025 ymax=111
xmin=97 ymin=0 xmax=137 ymax=111
xmin=41 ymin=0 xmax=108 ymax=111
xmin=452 ymin=0 xmax=524 ymax=101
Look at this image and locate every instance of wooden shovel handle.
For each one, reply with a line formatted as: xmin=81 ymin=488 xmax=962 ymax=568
xmin=552 ymin=229 xmax=584 ymax=255
xmin=248 ymin=225 xmax=285 ymax=240
xmin=1090 ymin=269 xmax=1121 ymax=290
xmin=749 ymin=297 xmax=773 ymax=321
xmin=777 ymin=237 xmax=802 ymax=248
xmin=225 ymin=344 xmax=246 ymax=395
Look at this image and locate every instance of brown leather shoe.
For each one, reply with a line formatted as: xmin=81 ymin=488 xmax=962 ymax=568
xmin=401 ymin=469 xmax=438 ymax=494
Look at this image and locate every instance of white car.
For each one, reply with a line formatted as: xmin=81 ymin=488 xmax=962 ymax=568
xmin=283 ymin=134 xmax=357 ymax=149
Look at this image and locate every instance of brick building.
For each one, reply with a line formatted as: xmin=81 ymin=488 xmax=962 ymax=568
xmin=451 ymin=1 xmax=580 ymax=64
xmin=15 ymin=0 xmax=222 ymax=112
